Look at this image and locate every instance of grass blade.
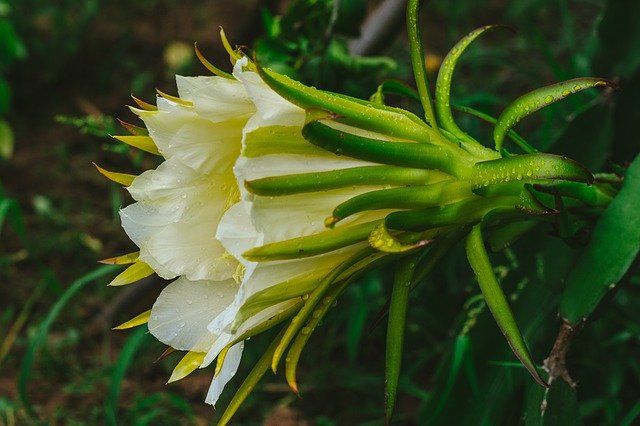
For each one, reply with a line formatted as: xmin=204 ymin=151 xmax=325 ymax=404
xmin=385 ymin=255 xmax=417 ymax=423
xmin=18 ymin=265 xmax=118 ymax=418
xmin=105 ymin=327 xmax=150 ymax=425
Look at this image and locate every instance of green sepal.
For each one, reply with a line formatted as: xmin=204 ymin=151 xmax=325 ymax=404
xmin=243 ymin=220 xmax=382 ymax=261
xmin=407 ymin=0 xmax=439 ymax=131
xmin=217 ymin=329 xmax=286 ymax=426
xmin=328 ymin=180 xmax=470 ymax=226
xmin=302 ymin=120 xmax=471 ymax=177
xmin=435 ymin=25 xmax=509 ymax=159
xmin=257 ymin=65 xmax=433 ymax=143
xmin=494 ymin=78 xmax=614 ymax=151
xmin=471 ymin=153 xmax=594 ymax=188
xmin=386 ymin=195 xmax=518 ymax=232
xmin=435 ymin=25 xmax=507 ymax=139
xmin=384 ymin=255 xmax=417 ymax=423
xmin=234 ymin=251 xmax=393 ymax=332
xmin=464 ymin=224 xmax=547 ymax=387
xmin=271 ymin=249 xmax=374 ymax=372
xmin=284 ymin=275 xmax=352 ymax=395
xmin=245 ymin=166 xmax=446 ymax=196
xmin=531 ymin=181 xmax=613 ymax=208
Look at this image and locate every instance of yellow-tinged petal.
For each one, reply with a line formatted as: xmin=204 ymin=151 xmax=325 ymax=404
xmin=93 ymin=163 xmax=136 ymax=186
xmin=117 ymin=118 xmax=149 ymax=136
xmin=131 ymin=95 xmax=158 ymax=111
xmin=113 ymin=310 xmax=151 ymax=330
xmin=99 ymin=251 xmax=140 ymax=265
xmin=214 ymin=345 xmax=231 ymax=377
xmin=219 ymin=27 xmax=241 ymax=64
xmin=156 ymin=89 xmax=194 ymax=107
xmin=194 ymin=42 xmax=233 ymax=78
xmin=113 ymin=135 xmax=161 ymax=156
xmin=168 ymin=351 xmax=206 ymax=383
xmin=109 ymin=261 xmax=154 ymax=286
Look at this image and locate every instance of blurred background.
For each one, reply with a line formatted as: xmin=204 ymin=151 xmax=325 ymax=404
xmin=1 ymin=0 xmax=639 ymax=424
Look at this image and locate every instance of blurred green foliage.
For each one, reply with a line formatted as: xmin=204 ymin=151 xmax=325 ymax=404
xmin=2 ymin=0 xmax=640 ymax=425
xmin=256 ymin=0 xmax=397 ymax=98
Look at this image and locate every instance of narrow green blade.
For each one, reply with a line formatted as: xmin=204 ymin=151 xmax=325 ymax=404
xmin=406 ymin=0 xmax=439 ymax=131
xmin=385 ymin=255 xmax=417 ymax=422
xmin=464 ymin=224 xmax=546 ymax=387
xmin=494 ymin=78 xmax=613 ymax=151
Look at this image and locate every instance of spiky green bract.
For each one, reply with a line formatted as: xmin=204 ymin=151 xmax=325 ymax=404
xmin=465 ymin=224 xmax=547 ymax=387
xmin=406 ymin=0 xmax=439 ymax=131
xmin=494 ymin=78 xmax=613 ymax=151
xmin=385 ymin=255 xmax=417 ymax=423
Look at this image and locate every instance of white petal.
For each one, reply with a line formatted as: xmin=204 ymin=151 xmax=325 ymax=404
xmin=140 ymin=214 xmax=236 ymax=281
xmin=128 ymin=158 xmax=205 ymax=203
xmin=136 ymin=106 xmax=242 ymax=175
xmin=216 ymin=201 xmax=263 ymax=267
xmin=205 ymin=342 xmax=244 ymax=406
xmin=148 ymin=277 xmax=238 ymax=352
xmin=175 ymin=75 xmax=255 ymax=123
xmin=121 ymin=159 xmax=238 ymax=281
xmin=233 ymin=58 xmax=305 ymax=132
xmin=201 ymin=299 xmax=297 ymax=368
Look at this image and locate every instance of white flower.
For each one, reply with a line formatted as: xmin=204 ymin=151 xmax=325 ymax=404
xmin=112 ymin=55 xmax=409 ymax=407
xmin=120 ymin=75 xmax=253 ymax=282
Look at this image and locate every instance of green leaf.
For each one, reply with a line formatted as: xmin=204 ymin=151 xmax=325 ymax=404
xmin=105 ymin=328 xmax=150 ymax=425
xmin=494 ymin=78 xmax=613 ymax=151
xmin=18 ymin=265 xmax=118 ymax=419
xmin=464 ymin=224 xmax=546 ymax=387
xmin=559 ymin=154 xmax=640 ymax=324
xmin=385 ymin=255 xmax=417 ymax=423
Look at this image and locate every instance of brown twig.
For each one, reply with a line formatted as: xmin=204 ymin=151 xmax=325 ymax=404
xmin=543 ymin=320 xmax=583 ymax=387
